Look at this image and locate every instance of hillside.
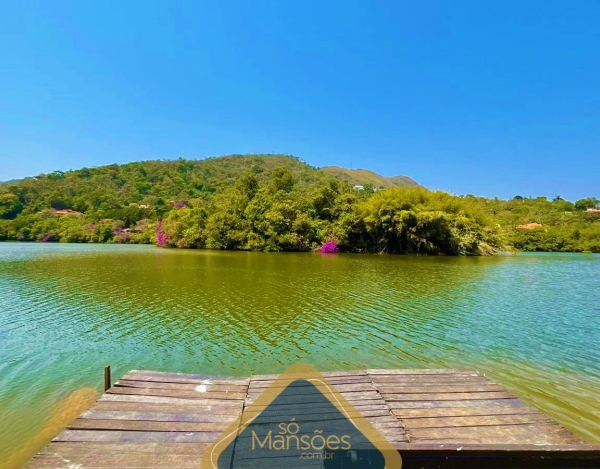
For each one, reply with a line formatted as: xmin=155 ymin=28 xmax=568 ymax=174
xmin=0 ymin=155 xmax=324 ymax=212
xmin=0 ymin=156 xmax=421 ymax=217
xmin=0 ymin=154 xmax=506 ymax=255
xmin=321 ymin=166 xmax=419 ymax=188
xmin=0 ymin=154 xmax=598 ymax=253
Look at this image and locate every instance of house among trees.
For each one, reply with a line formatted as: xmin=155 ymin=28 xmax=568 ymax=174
xmin=353 ymin=185 xmax=364 ymax=190
xmin=586 ymin=208 xmax=600 ymax=213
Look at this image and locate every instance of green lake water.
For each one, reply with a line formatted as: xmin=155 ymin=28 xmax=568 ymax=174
xmin=0 ymin=243 xmax=599 ymax=465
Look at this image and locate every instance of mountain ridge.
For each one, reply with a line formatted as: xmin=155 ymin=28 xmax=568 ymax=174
xmin=320 ymin=166 xmax=419 ymax=188
xmin=1 ymin=156 xmax=420 ymax=190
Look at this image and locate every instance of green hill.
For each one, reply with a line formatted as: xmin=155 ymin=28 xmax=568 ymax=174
xmin=0 ymin=155 xmax=324 ymax=213
xmin=320 ymin=166 xmax=420 ymax=188
xmin=0 ymin=155 xmax=420 ymax=216
xmin=0 ymin=154 xmax=598 ymax=253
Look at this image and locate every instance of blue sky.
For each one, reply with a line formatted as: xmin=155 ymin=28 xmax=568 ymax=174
xmin=1 ymin=1 xmax=598 ymax=200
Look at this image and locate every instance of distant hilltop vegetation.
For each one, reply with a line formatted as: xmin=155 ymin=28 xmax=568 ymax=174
xmin=0 ymin=154 xmax=598 ymax=254
xmin=321 ymin=166 xmax=419 ymax=189
xmin=0 ymin=155 xmax=419 ymax=191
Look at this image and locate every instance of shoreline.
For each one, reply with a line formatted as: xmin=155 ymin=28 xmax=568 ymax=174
xmin=1 ymin=240 xmax=599 ymax=255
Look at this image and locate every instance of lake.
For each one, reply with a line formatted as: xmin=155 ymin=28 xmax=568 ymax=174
xmin=0 ymin=243 xmax=599 ymax=466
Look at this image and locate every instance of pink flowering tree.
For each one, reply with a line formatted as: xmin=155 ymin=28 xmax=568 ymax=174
xmin=319 ymin=240 xmax=339 ymax=253
xmin=156 ymin=220 xmax=170 ymax=247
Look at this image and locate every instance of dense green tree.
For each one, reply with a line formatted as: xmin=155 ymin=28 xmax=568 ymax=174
xmin=0 ymin=193 xmax=23 ymax=219
xmin=161 ymin=206 xmax=209 ymax=248
xmin=574 ymin=197 xmax=599 ymax=211
xmin=355 ymin=188 xmax=498 ymax=255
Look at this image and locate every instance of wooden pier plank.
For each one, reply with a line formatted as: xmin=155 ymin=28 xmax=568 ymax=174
xmin=68 ymin=419 xmax=232 ymax=432
xmin=53 ymin=429 xmax=222 ymax=443
xmin=378 ymin=384 xmax=506 ymax=393
xmin=90 ymin=401 xmax=243 ymax=415
xmin=106 ymin=386 xmax=246 ymax=400
xmin=115 ymin=379 xmax=248 ymax=393
xmin=399 ymin=413 xmax=556 ymax=428
xmin=99 ymin=393 xmax=244 ymax=406
xmin=381 ymin=391 xmax=515 ymax=401
xmin=79 ymin=410 xmax=240 ymax=422
xmin=391 ymin=406 xmax=544 ymax=418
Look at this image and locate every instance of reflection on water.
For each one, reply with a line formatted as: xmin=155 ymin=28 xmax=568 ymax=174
xmin=1 ymin=387 xmax=97 ymax=469
xmin=0 ymin=244 xmax=599 ymax=466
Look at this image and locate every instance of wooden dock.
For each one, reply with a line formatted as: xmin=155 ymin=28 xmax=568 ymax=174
xmin=25 ymin=369 xmax=600 ymax=468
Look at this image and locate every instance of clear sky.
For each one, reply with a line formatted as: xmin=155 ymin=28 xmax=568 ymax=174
xmin=1 ymin=1 xmax=598 ymax=200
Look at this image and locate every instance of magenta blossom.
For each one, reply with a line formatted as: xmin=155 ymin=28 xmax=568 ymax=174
xmin=41 ymin=231 xmax=55 ymax=243
xmin=117 ymin=231 xmax=130 ymax=243
xmin=319 ymin=240 xmax=339 ymax=253
xmin=156 ymin=220 xmax=170 ymax=246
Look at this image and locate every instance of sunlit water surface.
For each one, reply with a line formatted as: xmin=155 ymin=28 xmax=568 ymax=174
xmin=0 ymin=243 xmax=599 ymax=466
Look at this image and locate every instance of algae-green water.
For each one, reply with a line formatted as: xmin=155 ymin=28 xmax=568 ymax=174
xmin=1 ymin=243 xmax=599 ymax=465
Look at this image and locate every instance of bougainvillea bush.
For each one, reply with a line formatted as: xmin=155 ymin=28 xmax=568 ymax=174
xmin=319 ymin=240 xmax=339 ymax=253
xmin=156 ymin=220 xmax=170 ymax=246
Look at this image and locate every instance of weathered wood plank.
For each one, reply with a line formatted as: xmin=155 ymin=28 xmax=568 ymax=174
xmin=115 ymin=379 xmax=247 ymax=393
xmin=378 ymin=384 xmax=506 ymax=394
xmin=100 ymin=393 xmax=244 ymax=407
xmin=68 ymin=418 xmax=231 ymax=432
xmin=99 ymin=394 xmax=244 ymax=407
xmin=37 ymin=441 xmax=210 ymax=454
xmin=400 ymin=414 xmax=557 ymax=428
xmin=382 ymin=391 xmax=515 ymax=401
xmin=25 ymin=453 xmax=203 ymax=468
xmin=53 ymin=429 xmax=221 ymax=443
xmin=392 ymin=406 xmax=543 ymax=418
xmin=410 ymin=424 xmax=582 ymax=444
xmin=107 ymin=386 xmax=246 ymax=400
xmin=80 ymin=410 xmax=240 ymax=423
xmin=388 ymin=398 xmax=524 ymax=409
xmin=92 ymin=401 xmax=242 ymax=415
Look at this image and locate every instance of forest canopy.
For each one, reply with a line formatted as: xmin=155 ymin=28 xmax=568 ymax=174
xmin=0 ymin=155 xmax=598 ymax=254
